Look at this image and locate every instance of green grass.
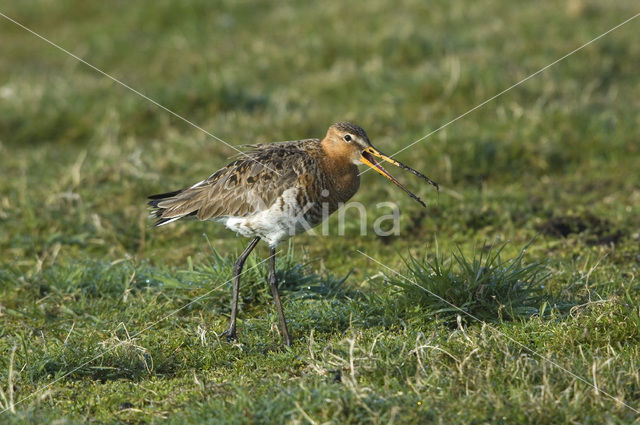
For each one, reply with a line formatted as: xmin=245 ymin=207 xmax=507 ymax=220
xmin=1 ymin=0 xmax=640 ymax=423
xmin=386 ymin=242 xmax=556 ymax=324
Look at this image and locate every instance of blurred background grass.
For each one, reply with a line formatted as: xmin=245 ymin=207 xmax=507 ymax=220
xmin=1 ymin=0 xmax=640 ymax=423
xmin=1 ymin=0 xmax=639 ymax=269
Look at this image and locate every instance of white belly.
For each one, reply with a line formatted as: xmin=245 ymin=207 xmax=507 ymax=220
xmin=215 ymin=187 xmax=320 ymax=246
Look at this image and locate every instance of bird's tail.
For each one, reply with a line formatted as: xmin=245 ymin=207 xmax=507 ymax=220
xmin=148 ymin=189 xmax=197 ymax=226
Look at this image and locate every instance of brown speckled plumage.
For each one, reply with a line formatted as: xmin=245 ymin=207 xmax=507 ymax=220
xmin=149 ymin=124 xmax=374 ymax=239
xmin=148 ymin=137 xmax=360 ymax=230
xmin=148 ymin=122 xmax=437 ymax=346
xmin=150 ymin=139 xmax=320 ymax=221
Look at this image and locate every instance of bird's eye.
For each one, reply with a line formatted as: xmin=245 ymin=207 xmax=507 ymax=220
xmin=343 ymin=134 xmax=352 ymax=142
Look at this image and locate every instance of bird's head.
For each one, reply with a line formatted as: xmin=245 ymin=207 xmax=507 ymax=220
xmin=323 ymin=122 xmax=438 ymax=207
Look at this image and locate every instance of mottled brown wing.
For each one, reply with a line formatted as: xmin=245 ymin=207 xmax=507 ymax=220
xmin=149 ymin=139 xmax=321 ymax=225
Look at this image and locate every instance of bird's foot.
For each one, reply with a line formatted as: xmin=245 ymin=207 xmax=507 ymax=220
xmin=218 ymin=328 xmax=238 ymax=343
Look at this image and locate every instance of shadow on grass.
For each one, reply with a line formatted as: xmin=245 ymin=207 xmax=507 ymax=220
xmin=189 ymin=243 xmax=357 ymax=305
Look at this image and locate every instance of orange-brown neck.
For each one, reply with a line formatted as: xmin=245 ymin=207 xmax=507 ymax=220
xmin=320 ymin=138 xmax=360 ymax=204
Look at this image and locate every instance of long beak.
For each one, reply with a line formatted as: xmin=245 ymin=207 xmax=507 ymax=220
xmin=361 ymin=146 xmax=439 ymax=208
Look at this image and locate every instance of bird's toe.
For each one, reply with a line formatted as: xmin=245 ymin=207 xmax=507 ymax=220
xmin=219 ymin=328 xmax=238 ymax=342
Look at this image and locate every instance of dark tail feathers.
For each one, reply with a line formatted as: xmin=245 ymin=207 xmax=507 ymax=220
xmin=147 ymin=189 xmax=187 ymax=226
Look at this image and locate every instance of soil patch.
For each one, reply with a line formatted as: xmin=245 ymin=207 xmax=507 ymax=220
xmin=537 ymin=213 xmax=624 ymax=245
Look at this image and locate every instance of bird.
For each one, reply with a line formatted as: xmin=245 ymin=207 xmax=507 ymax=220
xmin=148 ymin=122 xmax=438 ymax=346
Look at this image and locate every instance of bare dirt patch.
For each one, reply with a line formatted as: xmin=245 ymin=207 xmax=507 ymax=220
xmin=537 ymin=214 xmax=624 ymax=245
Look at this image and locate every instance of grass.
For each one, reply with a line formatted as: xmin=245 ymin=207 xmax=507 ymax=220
xmin=1 ymin=0 xmax=640 ymax=423
xmin=386 ymin=242 xmax=555 ymax=324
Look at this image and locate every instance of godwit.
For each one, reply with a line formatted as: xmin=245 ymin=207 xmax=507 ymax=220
xmin=148 ymin=122 xmax=437 ymax=345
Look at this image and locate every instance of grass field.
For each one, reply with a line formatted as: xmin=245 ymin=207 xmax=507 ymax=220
xmin=1 ymin=0 xmax=640 ymax=423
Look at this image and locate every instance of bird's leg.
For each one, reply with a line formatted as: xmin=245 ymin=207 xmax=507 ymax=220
xmin=220 ymin=236 xmax=260 ymax=342
xmin=268 ymin=246 xmax=292 ymax=346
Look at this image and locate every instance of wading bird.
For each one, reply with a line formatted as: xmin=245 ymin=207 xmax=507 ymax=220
xmin=148 ymin=122 xmax=437 ymax=345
